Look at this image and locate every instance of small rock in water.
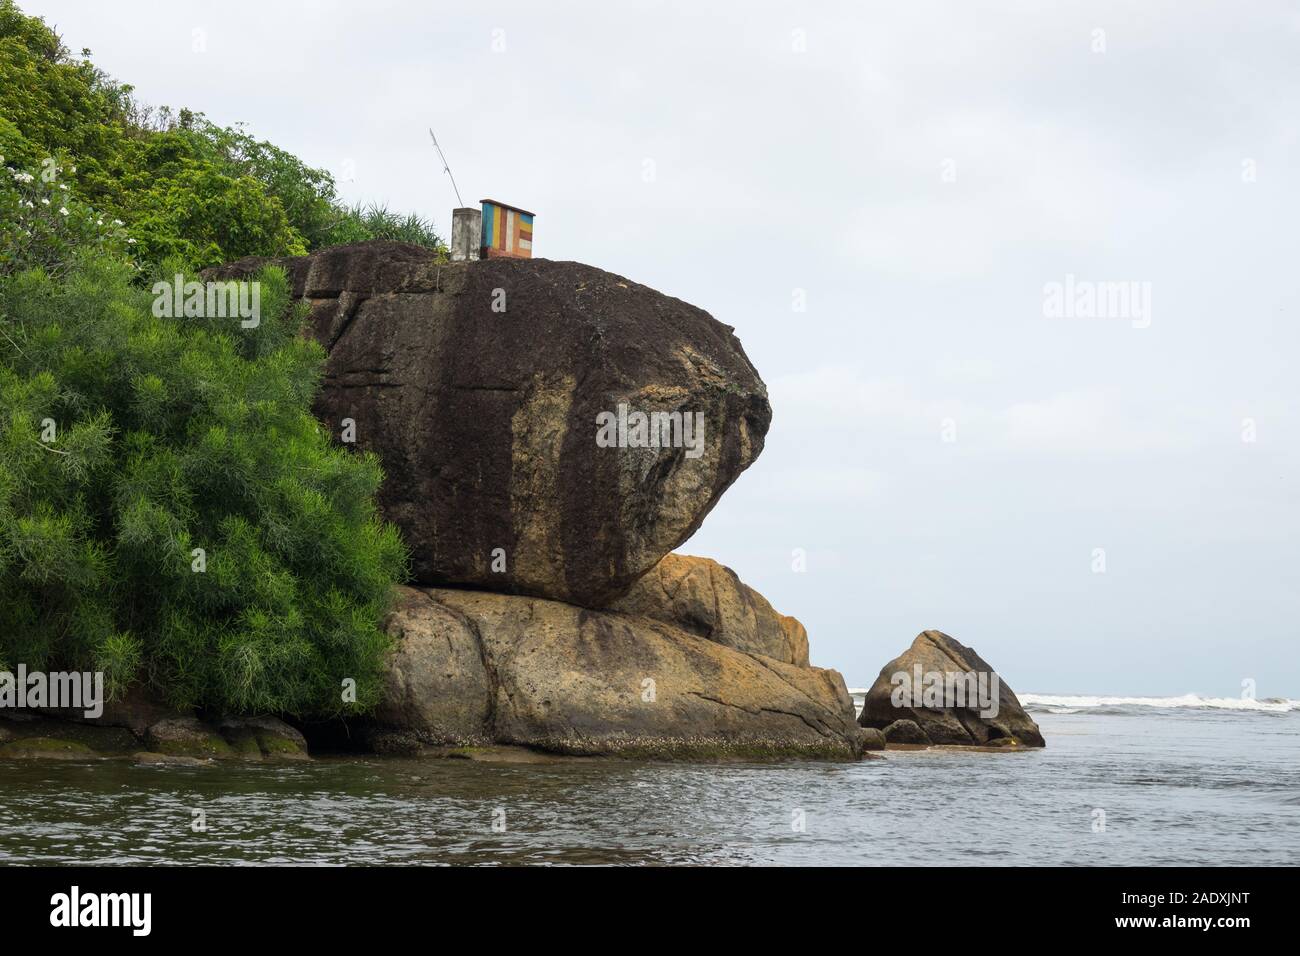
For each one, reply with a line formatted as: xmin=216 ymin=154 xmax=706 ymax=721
xmin=859 ymin=631 xmax=1044 ymax=747
xmin=883 ymin=718 xmax=931 ymax=745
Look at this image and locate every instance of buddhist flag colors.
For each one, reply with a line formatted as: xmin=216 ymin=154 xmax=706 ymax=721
xmin=480 ymin=199 xmax=535 ymax=259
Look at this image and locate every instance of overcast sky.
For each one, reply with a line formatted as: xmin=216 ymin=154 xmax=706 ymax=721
xmin=27 ymin=0 xmax=1299 ymax=695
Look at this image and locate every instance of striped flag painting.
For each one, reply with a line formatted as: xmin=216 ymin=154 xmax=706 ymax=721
xmin=480 ymin=199 xmax=535 ymax=259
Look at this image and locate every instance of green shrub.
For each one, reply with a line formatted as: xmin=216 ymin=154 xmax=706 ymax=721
xmin=0 ymin=243 xmax=408 ymax=715
xmin=0 ymin=1 xmax=418 ymax=717
xmin=329 ymin=202 xmax=446 ymax=249
xmin=1 ymin=154 xmax=132 ymax=280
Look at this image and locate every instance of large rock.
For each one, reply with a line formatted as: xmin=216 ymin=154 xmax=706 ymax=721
xmin=857 ymin=630 xmax=1044 ymax=747
xmin=207 ymin=242 xmax=771 ymax=607
xmin=372 ymin=587 xmax=494 ymax=746
xmin=607 ymin=553 xmax=809 ymax=666
xmin=374 ymin=585 xmax=865 ymax=759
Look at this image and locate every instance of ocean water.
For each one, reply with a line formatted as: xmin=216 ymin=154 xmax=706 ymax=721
xmin=0 ymin=694 xmax=1296 ymax=866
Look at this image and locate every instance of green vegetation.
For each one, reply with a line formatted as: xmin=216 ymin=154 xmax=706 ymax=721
xmin=336 ymin=202 xmax=446 ymax=249
xmin=0 ymin=247 xmax=408 ymax=716
xmin=0 ymin=0 xmax=443 ymax=271
xmin=0 ymin=1 xmax=412 ymax=717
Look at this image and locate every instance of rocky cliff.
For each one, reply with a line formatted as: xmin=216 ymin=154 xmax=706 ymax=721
xmin=206 ymin=242 xmax=866 ymax=759
xmin=3 ymin=244 xmax=1039 ymax=763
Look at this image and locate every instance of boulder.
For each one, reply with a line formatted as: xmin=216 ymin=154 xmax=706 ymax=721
xmin=607 ymin=553 xmax=809 ymax=666
xmin=858 ymin=727 xmax=886 ymax=750
xmin=218 ymin=716 xmax=310 ymax=761
xmin=144 ymin=716 xmax=235 ymax=759
xmin=857 ymin=630 xmax=1044 ymax=747
xmin=374 ymin=585 xmax=865 ymax=759
xmin=207 ymin=242 xmax=771 ymax=607
xmin=882 ymin=718 xmax=931 ymax=745
xmin=372 ymin=588 xmax=494 ymax=746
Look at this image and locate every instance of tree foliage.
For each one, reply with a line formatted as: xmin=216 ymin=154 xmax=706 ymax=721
xmin=0 ymin=0 xmax=443 ymax=270
xmin=0 ymin=1 xmax=419 ymax=717
xmin=0 ymin=249 xmax=408 ymax=715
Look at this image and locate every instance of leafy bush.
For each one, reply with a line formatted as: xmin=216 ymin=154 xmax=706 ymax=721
xmin=1 ymin=154 xmax=133 ymax=280
xmin=0 ymin=244 xmax=408 ymax=715
xmin=0 ymin=1 xmax=419 ymax=717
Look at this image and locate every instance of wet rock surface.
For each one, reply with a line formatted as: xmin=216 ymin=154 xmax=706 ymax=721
xmin=0 ymin=712 xmax=311 ymax=762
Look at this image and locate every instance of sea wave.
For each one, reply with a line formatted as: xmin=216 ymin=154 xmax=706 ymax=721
xmin=1020 ymin=693 xmax=1298 ymax=714
xmin=848 ymin=689 xmax=1298 ymax=716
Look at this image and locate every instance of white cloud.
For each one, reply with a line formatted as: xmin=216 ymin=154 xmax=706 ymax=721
xmin=26 ymin=0 xmax=1299 ymax=694
xmin=772 ymin=366 xmax=1202 ymax=456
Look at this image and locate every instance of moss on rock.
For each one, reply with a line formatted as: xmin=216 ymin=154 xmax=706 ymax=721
xmin=146 ymin=717 xmax=236 ymax=759
xmin=0 ymin=737 xmax=95 ymax=759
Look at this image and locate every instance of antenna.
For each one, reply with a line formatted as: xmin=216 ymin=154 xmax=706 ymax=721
xmin=428 ymin=128 xmax=465 ymax=207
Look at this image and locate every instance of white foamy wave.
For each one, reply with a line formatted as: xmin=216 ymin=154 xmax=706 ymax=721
xmin=1021 ymin=693 xmax=1298 ymax=714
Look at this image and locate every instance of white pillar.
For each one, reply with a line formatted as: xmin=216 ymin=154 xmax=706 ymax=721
xmin=451 ymin=207 xmax=481 ymax=261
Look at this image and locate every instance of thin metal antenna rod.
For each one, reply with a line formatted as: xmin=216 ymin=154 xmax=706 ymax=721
xmin=429 ymin=128 xmax=465 ymax=207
